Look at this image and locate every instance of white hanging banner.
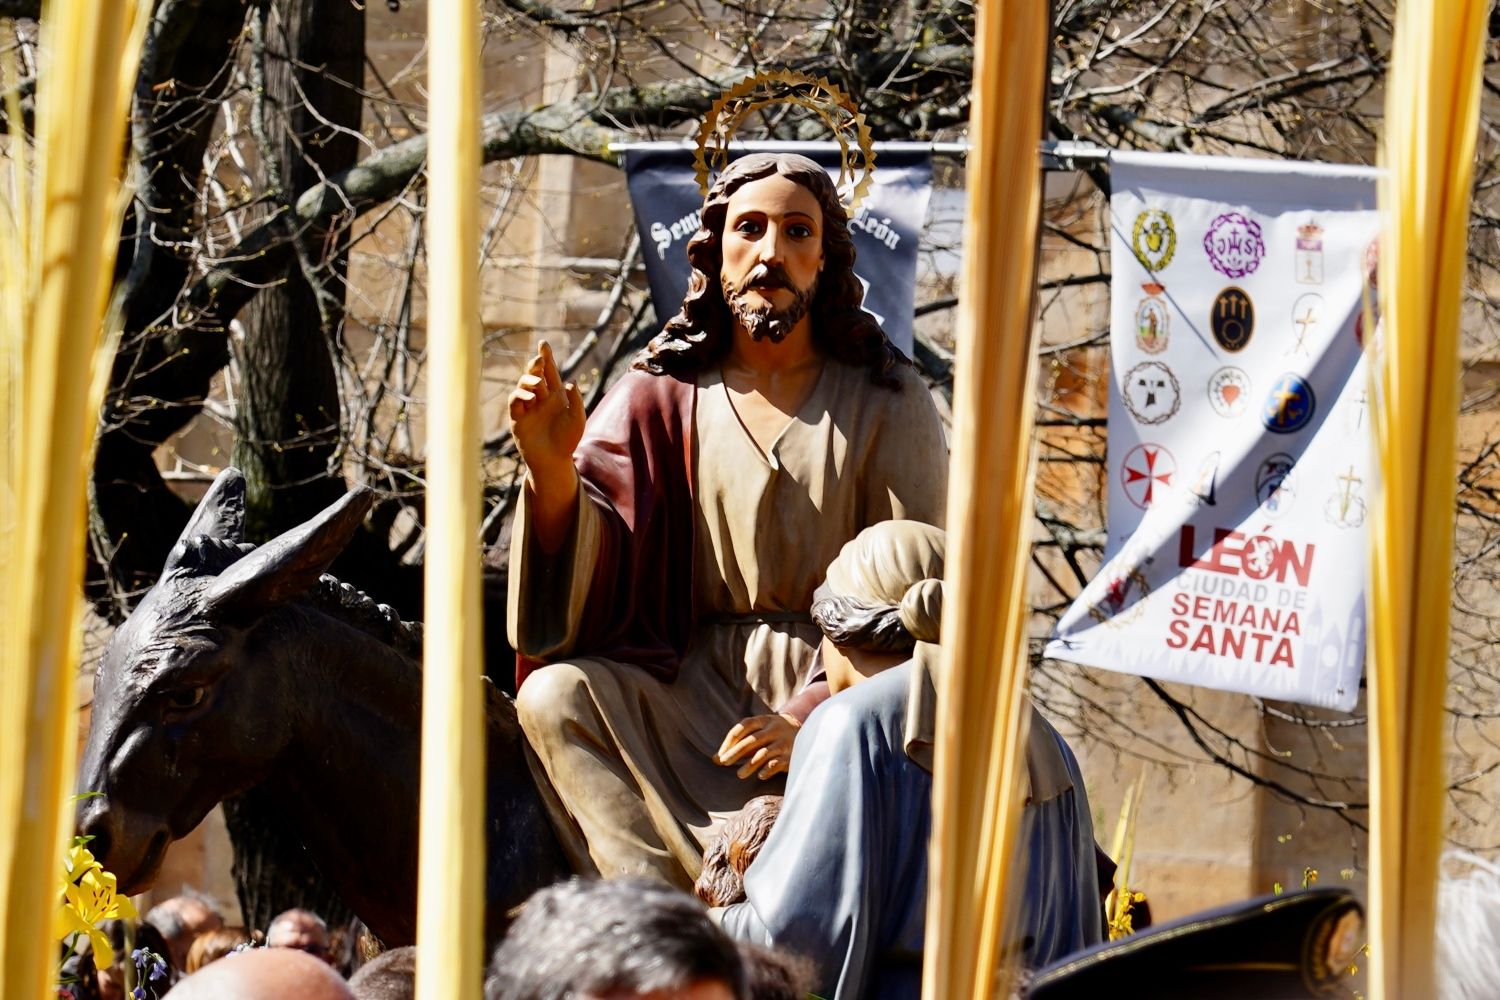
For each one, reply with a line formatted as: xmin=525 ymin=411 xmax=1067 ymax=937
xmin=1045 ymin=151 xmax=1378 ymax=711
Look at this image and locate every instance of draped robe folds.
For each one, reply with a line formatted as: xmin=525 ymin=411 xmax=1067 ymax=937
xmin=716 ymin=661 xmax=1104 ymax=1000
xmin=508 ymin=360 xmax=948 ymax=886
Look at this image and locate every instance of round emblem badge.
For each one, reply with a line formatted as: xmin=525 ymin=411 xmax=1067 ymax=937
xmin=1136 ymin=282 xmax=1170 ymax=354
xmin=1122 ymin=361 xmax=1181 ymax=425
xmin=1262 ymin=373 xmax=1316 ymax=434
xmin=1325 ymin=466 xmax=1367 ymax=528
xmin=1256 ymin=453 xmax=1296 ymax=518
xmin=1210 ymin=286 xmax=1255 ymax=352
xmin=1203 ymin=211 xmax=1265 ymax=279
xmin=1120 ymin=443 xmax=1176 ymax=510
xmin=1207 ymin=366 xmax=1251 ymax=418
xmin=1324 ymin=490 xmax=1366 ymax=529
xmin=1131 ymin=209 xmax=1177 ymax=272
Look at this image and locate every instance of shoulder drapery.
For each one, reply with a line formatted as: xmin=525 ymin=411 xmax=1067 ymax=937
xmin=510 ymin=370 xmax=697 ymax=687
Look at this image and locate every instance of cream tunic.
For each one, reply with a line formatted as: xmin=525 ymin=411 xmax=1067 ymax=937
xmin=512 ymin=360 xmax=947 ymax=888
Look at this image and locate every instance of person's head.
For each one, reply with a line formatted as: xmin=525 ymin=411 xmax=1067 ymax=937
xmin=484 ymin=877 xmax=747 ymax=1000
xmin=144 ymin=895 xmax=225 ymax=972
xmin=715 ymin=165 xmax=825 ymax=346
xmin=637 ymin=153 xmax=904 ymax=387
xmin=265 ymin=908 xmax=330 ymax=963
xmin=347 ymin=945 xmax=416 ymax=1000
xmin=737 ymin=944 xmax=814 ymax=1000
xmin=811 ymin=520 xmax=945 ymax=693
xmin=185 ymin=926 xmax=251 ymax=973
xmin=162 ymin=948 xmax=355 ymax=1000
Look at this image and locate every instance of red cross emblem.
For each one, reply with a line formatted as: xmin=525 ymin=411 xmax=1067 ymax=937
xmin=1121 ymin=444 xmax=1176 ymax=509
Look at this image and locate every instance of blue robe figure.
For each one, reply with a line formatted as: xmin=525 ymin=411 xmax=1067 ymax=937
xmin=715 ymin=522 xmax=1103 ymax=999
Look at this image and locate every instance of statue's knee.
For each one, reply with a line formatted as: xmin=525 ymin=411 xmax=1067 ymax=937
xmin=515 ymin=661 xmax=591 ymax=733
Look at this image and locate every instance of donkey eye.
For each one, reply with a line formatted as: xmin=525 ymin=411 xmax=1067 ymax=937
xmin=164 ymin=686 xmax=207 ymax=712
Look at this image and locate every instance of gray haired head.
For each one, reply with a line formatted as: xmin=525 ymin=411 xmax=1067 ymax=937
xmin=484 ymin=877 xmax=747 ymax=1000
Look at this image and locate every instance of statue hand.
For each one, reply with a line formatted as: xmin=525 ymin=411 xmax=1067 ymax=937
xmin=508 ymin=340 xmax=585 ymax=493
xmin=715 ymin=713 xmax=801 ymax=780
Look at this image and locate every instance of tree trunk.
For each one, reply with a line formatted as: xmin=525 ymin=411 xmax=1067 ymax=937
xmin=234 ymin=0 xmax=365 ymax=541
xmin=90 ymin=2 xmax=247 ymax=611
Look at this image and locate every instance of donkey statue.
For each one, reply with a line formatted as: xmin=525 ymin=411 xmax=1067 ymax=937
xmin=75 ymin=468 xmax=572 ymax=947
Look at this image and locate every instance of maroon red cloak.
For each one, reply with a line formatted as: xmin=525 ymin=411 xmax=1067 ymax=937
xmin=516 ymin=370 xmax=697 ymax=688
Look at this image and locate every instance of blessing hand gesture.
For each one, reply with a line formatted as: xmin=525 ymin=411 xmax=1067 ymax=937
xmin=508 ymin=341 xmax=585 ymax=493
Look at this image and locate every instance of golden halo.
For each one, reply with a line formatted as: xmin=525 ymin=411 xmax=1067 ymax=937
xmin=693 ymin=70 xmax=876 ymax=214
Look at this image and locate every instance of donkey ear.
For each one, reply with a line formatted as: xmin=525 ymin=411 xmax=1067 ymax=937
xmin=201 ymin=485 xmax=374 ymax=622
xmin=163 ymin=467 xmax=247 ymax=572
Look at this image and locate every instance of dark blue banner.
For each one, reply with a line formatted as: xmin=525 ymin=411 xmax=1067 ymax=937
xmin=623 ymin=143 xmax=933 ymax=355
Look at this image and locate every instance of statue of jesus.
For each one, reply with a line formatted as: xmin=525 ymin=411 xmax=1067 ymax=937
xmin=506 ymin=152 xmax=948 ymax=888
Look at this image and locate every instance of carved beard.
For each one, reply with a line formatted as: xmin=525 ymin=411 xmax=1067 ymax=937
xmin=722 ymin=264 xmax=818 ymax=343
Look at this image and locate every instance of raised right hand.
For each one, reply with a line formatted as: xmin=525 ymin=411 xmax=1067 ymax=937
xmin=508 ymin=341 xmax=585 ymax=493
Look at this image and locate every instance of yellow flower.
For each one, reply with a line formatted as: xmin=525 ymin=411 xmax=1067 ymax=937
xmin=55 ymin=868 xmax=137 ymax=970
xmin=61 ymin=843 xmax=101 ymax=887
xmin=1107 ymin=889 xmax=1149 ymax=941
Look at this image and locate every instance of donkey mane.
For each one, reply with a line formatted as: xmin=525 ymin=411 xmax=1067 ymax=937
xmin=174 ymin=533 xmax=425 ymax=657
xmin=305 ymin=574 xmax=425 ymax=658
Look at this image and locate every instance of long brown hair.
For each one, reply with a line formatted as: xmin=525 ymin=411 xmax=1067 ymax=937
xmin=635 ymin=153 xmax=908 ymax=388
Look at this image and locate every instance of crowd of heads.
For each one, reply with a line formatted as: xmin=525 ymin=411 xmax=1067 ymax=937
xmin=59 ymin=896 xmax=377 ymax=1000
xmin=63 ymin=880 xmax=810 ymax=1000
